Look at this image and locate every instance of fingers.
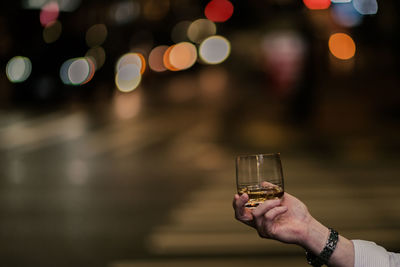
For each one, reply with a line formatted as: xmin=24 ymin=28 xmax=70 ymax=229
xmin=252 ymin=198 xmax=282 ymax=218
xmin=261 ymin=181 xmax=275 ymax=187
xmin=233 ymin=194 xmax=255 ymax=226
xmin=233 ymin=193 xmax=249 ymax=209
xmin=264 ymin=206 xmax=288 ymax=221
xmin=233 ymin=193 xmax=248 ymax=218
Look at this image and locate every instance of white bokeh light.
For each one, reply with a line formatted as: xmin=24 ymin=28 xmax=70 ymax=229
xmin=352 ymin=0 xmax=378 ymax=15
xmin=115 ymin=64 xmax=141 ymax=92
xmin=6 ymin=56 xmax=32 ymax=83
xmin=68 ymin=58 xmax=90 ymax=85
xmin=199 ymin=35 xmax=231 ymax=64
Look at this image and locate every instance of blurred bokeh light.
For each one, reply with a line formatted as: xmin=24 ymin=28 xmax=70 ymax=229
xmin=331 ymin=0 xmax=351 ymax=3
xmin=199 ymin=35 xmax=231 ymax=64
xmin=204 ymin=0 xmax=234 ymax=22
xmin=331 ymin=3 xmax=363 ymax=28
xmin=116 ymin=53 xmax=146 ymax=75
xmin=85 ymin=46 xmax=106 ymax=70
xmin=6 ymin=56 xmax=32 ymax=83
xmin=328 ymin=33 xmax=356 ymax=60
xmin=163 ymin=45 xmax=179 ymax=71
xmin=42 ymin=20 xmax=62 ymax=43
xmin=108 ymin=1 xmax=140 ymax=25
xmin=171 ymin=21 xmax=191 ymax=43
xmin=115 ymin=64 xmax=141 ymax=92
xmin=85 ymin=24 xmax=108 ymax=48
xmin=1 ymin=1 xmax=400 ymax=266
xmin=149 ymin=45 xmax=168 ymax=72
xmin=303 ymin=0 xmax=331 ymax=10
xmin=60 ymin=57 xmax=95 ymax=85
xmin=261 ymin=31 xmax=307 ymax=96
xmin=353 ymin=0 xmax=378 ymax=15
xmin=40 ymin=2 xmax=59 ymax=26
xmin=113 ymin=89 xmax=142 ymax=119
xmin=187 ymin=19 xmax=217 ymax=44
xmin=168 ymin=42 xmax=197 ymax=71
xmin=143 ymin=0 xmax=170 ymax=21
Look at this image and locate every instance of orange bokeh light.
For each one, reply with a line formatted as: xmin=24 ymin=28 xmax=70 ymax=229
xmin=328 ymin=33 xmax=356 ymax=60
xmin=163 ymin=45 xmax=179 ymax=71
xmin=116 ymin=53 xmax=146 ymax=74
xmin=169 ymin=42 xmax=197 ymax=71
xmin=303 ymin=0 xmax=331 ymax=10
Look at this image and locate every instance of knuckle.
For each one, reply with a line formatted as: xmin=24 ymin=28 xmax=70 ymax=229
xmin=264 ymin=212 xmax=274 ymax=221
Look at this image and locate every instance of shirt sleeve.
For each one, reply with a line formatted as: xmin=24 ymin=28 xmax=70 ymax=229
xmin=352 ymin=240 xmax=400 ymax=267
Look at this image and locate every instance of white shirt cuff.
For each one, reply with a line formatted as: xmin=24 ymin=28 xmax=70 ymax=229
xmin=352 ymin=239 xmax=390 ymax=267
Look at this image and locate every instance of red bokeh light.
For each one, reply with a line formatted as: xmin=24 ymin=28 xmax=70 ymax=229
xmin=303 ymin=0 xmax=331 ymax=10
xmin=40 ymin=2 xmax=60 ymax=27
xmin=204 ymin=0 xmax=234 ymax=23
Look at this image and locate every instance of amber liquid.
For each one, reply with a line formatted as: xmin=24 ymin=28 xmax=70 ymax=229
xmin=238 ymin=185 xmax=284 ymax=208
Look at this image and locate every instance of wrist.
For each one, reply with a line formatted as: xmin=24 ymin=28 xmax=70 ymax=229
xmin=300 ymin=217 xmax=330 ymax=254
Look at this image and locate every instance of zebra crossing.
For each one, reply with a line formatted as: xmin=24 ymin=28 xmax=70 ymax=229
xmin=112 ymin=156 xmax=400 ymax=266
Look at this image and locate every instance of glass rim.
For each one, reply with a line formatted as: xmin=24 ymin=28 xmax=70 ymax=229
xmin=236 ymin=153 xmax=280 ymax=160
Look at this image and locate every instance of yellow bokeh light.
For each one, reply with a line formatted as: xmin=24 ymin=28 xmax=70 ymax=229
xmin=171 ymin=21 xmax=191 ymax=43
xmin=6 ymin=56 xmax=32 ymax=83
xmin=115 ymin=64 xmax=141 ymax=93
xmin=328 ymin=33 xmax=356 ymax=60
xmin=199 ymin=35 xmax=231 ymax=64
xmin=169 ymin=42 xmax=197 ymax=71
xmin=116 ymin=53 xmax=146 ymax=74
xmin=85 ymin=46 xmax=106 ymax=70
xmin=187 ymin=19 xmax=216 ymax=44
xmin=143 ymin=0 xmax=170 ymax=21
xmin=43 ymin=20 xmax=62 ymax=43
xmin=86 ymin=24 xmax=108 ymax=47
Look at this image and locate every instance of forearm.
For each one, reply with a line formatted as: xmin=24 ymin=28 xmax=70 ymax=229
xmin=300 ymin=217 xmax=354 ymax=267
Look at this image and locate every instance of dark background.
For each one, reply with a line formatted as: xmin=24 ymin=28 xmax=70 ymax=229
xmin=0 ymin=0 xmax=399 ymax=266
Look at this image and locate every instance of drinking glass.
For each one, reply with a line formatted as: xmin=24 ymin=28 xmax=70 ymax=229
xmin=236 ymin=153 xmax=284 ymax=208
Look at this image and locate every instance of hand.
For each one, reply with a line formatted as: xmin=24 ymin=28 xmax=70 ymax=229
xmin=233 ymin=192 xmax=314 ymax=246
